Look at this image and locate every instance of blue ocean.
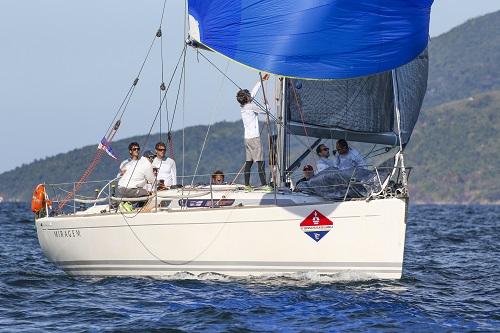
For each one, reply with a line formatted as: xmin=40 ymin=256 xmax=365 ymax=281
xmin=0 ymin=203 xmax=498 ymax=332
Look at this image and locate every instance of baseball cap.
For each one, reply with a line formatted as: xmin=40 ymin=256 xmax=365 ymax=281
xmin=143 ymin=150 xmax=156 ymax=159
xmin=303 ymin=165 xmax=313 ymax=171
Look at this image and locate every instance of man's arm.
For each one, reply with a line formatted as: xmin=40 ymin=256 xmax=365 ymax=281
xmin=144 ymin=164 xmax=156 ymax=185
xmin=250 ymin=73 xmax=270 ymax=98
xmin=250 ymin=74 xmax=271 ymax=114
xmin=170 ymin=160 xmax=177 ymax=186
xmin=119 ymin=159 xmax=129 ymax=176
xmin=250 ymin=80 xmax=262 ymax=98
xmin=352 ymin=149 xmax=367 ymax=167
xmin=331 ymin=155 xmax=339 ymax=168
xmin=248 ymin=103 xmax=267 ymax=115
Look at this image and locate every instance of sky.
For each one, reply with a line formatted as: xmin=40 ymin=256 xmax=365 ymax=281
xmin=0 ymin=0 xmax=499 ymax=174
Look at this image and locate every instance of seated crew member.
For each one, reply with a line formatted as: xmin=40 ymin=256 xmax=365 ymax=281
xmin=116 ymin=150 xmax=156 ymax=198
xmin=296 ymin=165 xmax=314 ymax=188
xmin=316 ymin=144 xmax=335 ymax=173
xmin=118 ymin=142 xmax=141 ymax=176
xmin=332 ymin=139 xmax=367 ymax=170
xmin=152 ymin=141 xmax=177 ymax=189
xmin=211 ymin=170 xmax=225 ymax=185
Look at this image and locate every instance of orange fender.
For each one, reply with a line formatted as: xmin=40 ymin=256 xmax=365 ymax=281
xmin=31 ymin=184 xmax=47 ymax=213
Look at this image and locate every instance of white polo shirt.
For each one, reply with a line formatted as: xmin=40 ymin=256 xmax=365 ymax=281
xmin=118 ymin=157 xmax=155 ymax=189
xmin=332 ymin=148 xmax=367 ymax=170
xmin=316 ymin=157 xmax=335 ymax=173
xmin=152 ymin=157 xmax=177 ymax=186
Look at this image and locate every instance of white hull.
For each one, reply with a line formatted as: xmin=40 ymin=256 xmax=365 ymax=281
xmin=35 ymin=197 xmax=408 ymax=279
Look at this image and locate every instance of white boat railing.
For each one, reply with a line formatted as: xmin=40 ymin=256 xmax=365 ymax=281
xmin=42 ymin=165 xmax=410 ymax=218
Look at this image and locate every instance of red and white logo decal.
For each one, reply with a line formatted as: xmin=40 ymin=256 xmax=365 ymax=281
xmin=300 ymin=210 xmax=333 ymax=242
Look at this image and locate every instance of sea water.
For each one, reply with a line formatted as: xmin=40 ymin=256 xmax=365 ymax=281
xmin=0 ymin=203 xmax=498 ymax=332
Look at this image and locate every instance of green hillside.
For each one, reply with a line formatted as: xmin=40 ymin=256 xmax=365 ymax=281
xmin=406 ymin=90 xmax=500 ymax=203
xmin=1 ymin=11 xmax=499 ymax=203
xmin=425 ymin=11 xmax=500 ymax=108
xmin=2 ymin=93 xmax=498 ymax=204
xmin=0 ymin=122 xmax=249 ymax=202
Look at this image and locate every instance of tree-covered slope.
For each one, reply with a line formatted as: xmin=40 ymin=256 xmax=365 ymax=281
xmin=1 ymin=11 xmax=500 ymax=203
xmin=0 ymin=122 xmax=248 ymax=202
xmin=407 ymin=90 xmax=500 ymax=203
xmin=425 ymin=11 xmax=500 ymax=108
xmin=3 ymin=87 xmax=498 ymax=204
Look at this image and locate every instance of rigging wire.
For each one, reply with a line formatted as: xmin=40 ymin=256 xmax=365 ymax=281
xmin=195 ymin=49 xmax=324 ymax=177
xmin=167 ymin=50 xmax=187 ymax=133
xmin=138 ymin=47 xmax=187 ymax=157
xmin=196 ymin=51 xmax=242 ymax=90
xmin=189 ymin=60 xmax=231 ymax=187
xmin=158 ymin=0 xmax=168 ymax=142
xmin=181 ymin=0 xmax=188 ymax=189
xmin=113 ymin=30 xmax=161 ymax=130
xmin=104 ymin=84 xmax=135 ymax=137
xmin=159 ymin=0 xmax=168 ymax=27
xmin=57 ymin=22 xmax=166 ymax=211
xmin=289 ymin=79 xmax=320 ymax=168
xmin=57 ymin=83 xmax=139 ymax=212
xmin=290 ymin=80 xmax=311 ymax=144
xmin=110 ymin=0 xmax=168 ymax=141
xmin=259 ymin=72 xmax=278 ymax=192
xmin=159 ymin=35 xmax=164 ymax=141
xmin=196 ymin=50 xmax=281 ymax=121
xmin=181 ymin=47 xmax=187 ymax=189
xmin=62 ymin=0 xmax=222 ymax=267
xmin=113 ymin=46 xmax=187 ymax=212
xmin=112 ymin=4 xmax=179 ymax=216
xmin=118 ymin=3 xmax=188 ymax=210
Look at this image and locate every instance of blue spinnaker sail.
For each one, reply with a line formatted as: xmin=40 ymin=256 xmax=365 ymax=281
xmin=187 ymin=0 xmax=433 ymax=79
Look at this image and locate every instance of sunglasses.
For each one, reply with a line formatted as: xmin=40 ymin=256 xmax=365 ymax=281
xmin=156 ymin=148 xmax=166 ymax=151
xmin=131 ymin=147 xmax=140 ymax=151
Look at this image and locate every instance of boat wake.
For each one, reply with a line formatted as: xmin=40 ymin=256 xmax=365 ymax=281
xmin=140 ymin=270 xmax=377 ymax=284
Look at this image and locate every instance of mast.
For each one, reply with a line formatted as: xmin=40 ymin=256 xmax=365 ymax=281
xmin=276 ymin=77 xmax=287 ymax=186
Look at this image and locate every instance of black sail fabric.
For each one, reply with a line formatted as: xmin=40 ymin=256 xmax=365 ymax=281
xmin=286 ymin=50 xmax=429 ymax=146
xmin=288 ymin=73 xmax=394 ymax=133
xmin=396 ymin=49 xmax=429 ymax=145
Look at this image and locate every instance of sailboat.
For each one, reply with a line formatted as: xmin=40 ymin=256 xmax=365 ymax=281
xmin=34 ymin=0 xmax=433 ymax=279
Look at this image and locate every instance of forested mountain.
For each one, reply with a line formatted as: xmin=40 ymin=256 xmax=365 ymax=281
xmin=406 ymin=90 xmax=500 ymax=203
xmin=0 ymin=122 xmax=249 ymax=202
xmin=425 ymin=11 xmax=500 ymax=108
xmin=1 ymin=11 xmax=499 ymax=203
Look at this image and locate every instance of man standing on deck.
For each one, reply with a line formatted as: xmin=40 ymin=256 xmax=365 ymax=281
xmin=237 ymin=74 xmax=272 ymax=192
xmin=152 ymin=141 xmax=177 ymax=189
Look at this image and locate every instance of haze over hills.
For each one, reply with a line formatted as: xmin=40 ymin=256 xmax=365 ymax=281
xmin=406 ymin=90 xmax=500 ymax=203
xmin=1 ymin=11 xmax=499 ymax=203
xmin=0 ymin=122 xmax=251 ymax=202
xmin=425 ymin=10 xmax=500 ymax=108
